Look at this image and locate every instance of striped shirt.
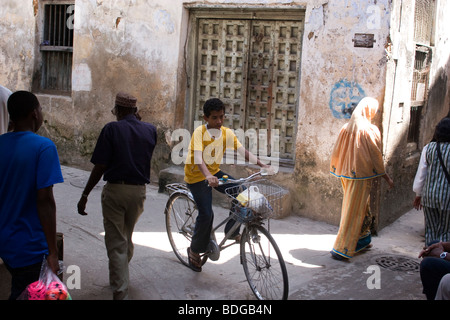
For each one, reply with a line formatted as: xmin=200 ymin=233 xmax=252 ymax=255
xmin=423 ymin=142 xmax=450 ymax=210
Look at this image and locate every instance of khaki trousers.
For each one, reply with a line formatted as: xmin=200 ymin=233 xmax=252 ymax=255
xmin=101 ymin=182 xmax=146 ymax=300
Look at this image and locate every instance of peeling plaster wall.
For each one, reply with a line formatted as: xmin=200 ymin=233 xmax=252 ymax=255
xmin=0 ymin=2 xmax=35 ymax=90
xmin=72 ymin=0 xmax=180 ymax=119
xmin=31 ymin=0 xmax=184 ymax=170
xmin=66 ymin=0 xmax=183 ymax=170
xmin=294 ymin=0 xmax=391 ymax=225
xmin=379 ymin=0 xmax=417 ymax=229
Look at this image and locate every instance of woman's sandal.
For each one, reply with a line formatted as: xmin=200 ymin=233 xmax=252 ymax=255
xmin=187 ymin=247 xmax=202 ymax=272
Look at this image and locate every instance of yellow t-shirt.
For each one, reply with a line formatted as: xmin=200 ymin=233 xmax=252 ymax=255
xmin=184 ymin=125 xmax=242 ymax=184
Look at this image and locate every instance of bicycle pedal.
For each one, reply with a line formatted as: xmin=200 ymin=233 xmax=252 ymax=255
xmin=206 ymin=240 xmax=220 ymax=261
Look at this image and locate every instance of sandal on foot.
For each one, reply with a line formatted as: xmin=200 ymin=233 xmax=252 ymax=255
xmin=358 ymin=243 xmax=373 ymax=253
xmin=330 ymin=251 xmax=349 ymax=261
xmin=187 ymin=247 xmax=202 ymax=272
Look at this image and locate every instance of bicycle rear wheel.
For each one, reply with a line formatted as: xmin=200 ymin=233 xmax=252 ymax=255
xmin=240 ymin=225 xmax=289 ymax=300
xmin=165 ymin=192 xmax=198 ymax=267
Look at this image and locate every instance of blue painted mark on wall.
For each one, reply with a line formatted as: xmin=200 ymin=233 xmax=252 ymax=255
xmin=154 ymin=10 xmax=175 ymax=34
xmin=329 ymin=80 xmax=366 ymax=119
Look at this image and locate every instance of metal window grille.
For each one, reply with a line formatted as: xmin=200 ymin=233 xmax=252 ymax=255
xmin=40 ymin=3 xmax=74 ymax=92
xmin=408 ymin=48 xmax=430 ymax=144
xmin=411 ymin=47 xmax=431 ymax=103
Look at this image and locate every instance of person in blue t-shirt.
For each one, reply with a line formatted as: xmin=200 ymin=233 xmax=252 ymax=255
xmin=0 ymin=91 xmax=64 ymax=300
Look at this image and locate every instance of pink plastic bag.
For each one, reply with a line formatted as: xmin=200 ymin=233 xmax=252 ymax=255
xmin=18 ymin=257 xmax=71 ymax=300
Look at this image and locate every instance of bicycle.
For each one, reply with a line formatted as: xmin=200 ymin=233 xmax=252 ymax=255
xmin=164 ymin=171 xmax=289 ymax=300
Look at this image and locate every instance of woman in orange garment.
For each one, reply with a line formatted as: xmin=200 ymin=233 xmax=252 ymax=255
xmin=329 ymin=97 xmax=394 ymax=260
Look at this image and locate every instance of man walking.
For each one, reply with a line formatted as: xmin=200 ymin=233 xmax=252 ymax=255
xmin=0 ymin=91 xmax=64 ymax=299
xmin=77 ymin=92 xmax=157 ymax=300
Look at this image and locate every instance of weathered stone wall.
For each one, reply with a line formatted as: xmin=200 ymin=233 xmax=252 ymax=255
xmin=293 ymin=0 xmax=391 ymax=225
xmin=420 ymin=0 xmax=450 ymax=144
xmin=0 ymin=1 xmax=35 ymax=89
xmin=379 ymin=0 xmax=450 ymax=229
xmin=2 ymin=0 xmax=449 ymax=230
xmin=57 ymin=0 xmax=181 ymax=174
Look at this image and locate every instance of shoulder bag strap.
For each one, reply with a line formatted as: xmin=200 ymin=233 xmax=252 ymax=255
xmin=436 ymin=142 xmax=450 ymax=184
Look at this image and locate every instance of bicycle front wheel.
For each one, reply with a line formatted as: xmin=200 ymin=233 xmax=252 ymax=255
xmin=165 ymin=192 xmax=198 ymax=267
xmin=240 ymin=225 xmax=289 ymax=300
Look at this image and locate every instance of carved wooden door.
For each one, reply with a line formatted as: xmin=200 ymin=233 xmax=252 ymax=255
xmin=194 ymin=18 xmax=303 ymax=161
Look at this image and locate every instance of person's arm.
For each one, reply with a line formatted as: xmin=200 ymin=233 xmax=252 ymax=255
xmin=37 ymin=186 xmax=59 ymax=274
xmin=194 ymin=150 xmax=219 ymax=187
xmin=382 ymin=173 xmax=394 ymax=189
xmin=77 ymin=164 xmax=107 ymax=215
xmin=419 ymin=242 xmax=450 ymax=260
xmin=237 ymin=146 xmax=270 ymax=168
xmin=412 ymin=145 xmax=428 ymax=210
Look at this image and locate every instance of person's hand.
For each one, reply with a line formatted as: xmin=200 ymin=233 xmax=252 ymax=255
xmin=419 ymin=242 xmax=445 ymax=258
xmin=206 ymin=175 xmax=219 ymax=188
xmin=261 ymin=165 xmax=276 ymax=176
xmin=77 ymin=195 xmax=88 ymax=216
xmin=386 ymin=176 xmax=394 ymax=189
xmin=413 ymin=196 xmax=422 ymax=210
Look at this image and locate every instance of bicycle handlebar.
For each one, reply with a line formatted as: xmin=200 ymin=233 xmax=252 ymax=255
xmin=216 ymin=168 xmax=275 ymax=186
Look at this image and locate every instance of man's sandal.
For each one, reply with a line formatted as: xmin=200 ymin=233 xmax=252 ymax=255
xmin=187 ymin=247 xmax=202 ymax=272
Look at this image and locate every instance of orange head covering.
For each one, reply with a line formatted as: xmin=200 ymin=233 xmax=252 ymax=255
xmin=330 ymin=97 xmax=385 ymax=179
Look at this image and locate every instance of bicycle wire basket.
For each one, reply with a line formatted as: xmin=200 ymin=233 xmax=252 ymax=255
xmin=224 ymin=179 xmax=287 ymax=223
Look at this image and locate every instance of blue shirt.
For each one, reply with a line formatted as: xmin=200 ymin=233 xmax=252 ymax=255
xmin=0 ymin=131 xmax=64 ymax=268
xmin=91 ymin=115 xmax=157 ymax=184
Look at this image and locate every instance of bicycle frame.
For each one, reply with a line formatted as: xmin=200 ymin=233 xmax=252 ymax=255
xmin=164 ymin=169 xmax=289 ymax=300
xmin=204 ymin=210 xmax=249 ymax=256
xmin=201 ymin=172 xmax=267 ymax=260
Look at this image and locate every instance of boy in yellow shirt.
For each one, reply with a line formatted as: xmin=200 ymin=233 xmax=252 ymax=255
xmin=184 ymin=98 xmax=269 ymax=272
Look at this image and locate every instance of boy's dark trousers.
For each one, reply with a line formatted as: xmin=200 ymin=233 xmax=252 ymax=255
xmin=187 ymin=170 xmax=239 ymax=253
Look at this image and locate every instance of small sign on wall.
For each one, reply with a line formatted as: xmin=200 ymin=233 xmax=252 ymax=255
xmin=352 ymin=33 xmax=376 ymax=48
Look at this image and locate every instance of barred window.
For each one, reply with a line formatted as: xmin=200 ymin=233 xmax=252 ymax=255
xmin=40 ymin=3 xmax=74 ymax=92
xmin=408 ymin=0 xmax=436 ymax=144
xmin=411 ymin=47 xmax=431 ymax=104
